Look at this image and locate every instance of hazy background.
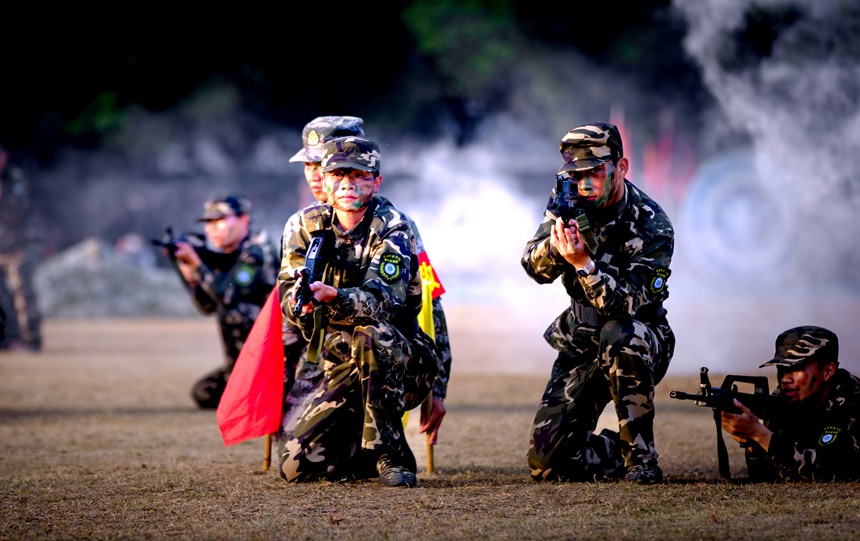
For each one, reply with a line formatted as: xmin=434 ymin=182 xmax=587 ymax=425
xmin=3 ymin=0 xmax=858 ymax=375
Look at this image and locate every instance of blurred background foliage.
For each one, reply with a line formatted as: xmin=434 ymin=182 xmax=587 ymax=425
xmin=1 ymin=0 xmax=701 ymax=163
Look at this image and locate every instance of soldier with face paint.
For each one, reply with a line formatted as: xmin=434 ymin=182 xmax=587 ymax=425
xmin=721 ymin=326 xmax=860 ymax=481
xmin=522 ymin=122 xmax=675 ymax=484
xmin=277 ymin=136 xmax=440 ymax=488
xmin=169 ymin=194 xmax=280 ymax=409
xmin=276 ymin=117 xmax=453 ymax=466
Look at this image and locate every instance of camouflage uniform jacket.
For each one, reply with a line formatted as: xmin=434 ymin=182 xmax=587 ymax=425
xmin=280 ymin=197 xmax=451 ymax=399
xmin=375 ymin=196 xmax=451 ymax=400
xmin=522 ymin=179 xmax=674 ymax=353
xmin=746 ymin=368 xmax=860 ymax=481
xmin=180 ymin=230 xmax=280 ymax=364
xmin=279 ymin=197 xmax=425 ymax=341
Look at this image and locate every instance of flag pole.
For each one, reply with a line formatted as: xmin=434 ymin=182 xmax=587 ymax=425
xmin=421 ymin=398 xmax=435 ymax=473
xmin=263 ymin=434 xmax=272 ymax=471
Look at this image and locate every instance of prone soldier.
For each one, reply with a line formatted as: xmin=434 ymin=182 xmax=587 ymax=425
xmin=719 ymin=326 xmax=860 ymax=481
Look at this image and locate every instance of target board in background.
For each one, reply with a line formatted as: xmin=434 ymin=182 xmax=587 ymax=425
xmin=679 ymin=151 xmax=790 ymax=286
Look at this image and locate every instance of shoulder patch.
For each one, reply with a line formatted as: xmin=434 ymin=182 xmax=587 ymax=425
xmin=649 ymin=267 xmax=671 ymax=294
xmin=234 ymin=264 xmax=256 ymax=286
xmin=818 ymin=426 xmax=841 ymax=446
xmin=379 ymin=253 xmax=404 ymax=283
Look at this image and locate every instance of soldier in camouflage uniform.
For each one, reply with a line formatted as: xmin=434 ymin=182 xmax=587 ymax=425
xmin=0 ymin=144 xmax=43 ymax=352
xmin=522 ymin=122 xmax=675 ymax=484
xmin=169 ymin=194 xmax=280 ymax=408
xmin=278 ymin=136 xmax=440 ymax=487
xmin=722 ymin=326 xmax=860 ymax=481
xmin=276 ymin=117 xmax=452 ymax=457
xmin=276 ymin=117 xmax=368 ymax=450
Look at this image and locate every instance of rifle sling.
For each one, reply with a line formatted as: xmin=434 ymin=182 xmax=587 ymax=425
xmin=574 ymin=213 xmax=599 ymax=254
xmin=306 ymin=307 xmax=325 ymax=365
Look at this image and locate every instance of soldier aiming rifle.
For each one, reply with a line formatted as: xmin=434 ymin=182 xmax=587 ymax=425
xmin=155 ymin=194 xmax=280 ymax=409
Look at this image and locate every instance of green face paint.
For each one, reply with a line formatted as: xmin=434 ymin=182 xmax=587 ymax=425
xmin=324 ymin=169 xmax=377 ymax=212
xmin=573 ymin=161 xmax=616 ymax=209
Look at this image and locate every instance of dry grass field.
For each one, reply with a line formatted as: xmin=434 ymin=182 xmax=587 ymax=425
xmin=2 ymin=313 xmax=859 ymax=541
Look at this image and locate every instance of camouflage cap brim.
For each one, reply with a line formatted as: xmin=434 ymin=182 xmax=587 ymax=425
xmin=197 ymin=195 xmax=250 ymax=222
xmin=557 ymin=157 xmax=609 ymax=174
xmin=289 ymin=147 xmax=324 ymax=163
xmin=321 ymin=161 xmax=376 ymax=173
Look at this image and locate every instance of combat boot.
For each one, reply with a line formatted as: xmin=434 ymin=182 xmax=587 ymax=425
xmin=623 ymin=464 xmax=664 ymax=484
xmin=377 ymin=454 xmax=417 ymax=488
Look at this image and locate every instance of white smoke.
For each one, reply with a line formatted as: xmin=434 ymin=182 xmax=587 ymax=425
xmin=673 ymin=0 xmax=860 ymax=294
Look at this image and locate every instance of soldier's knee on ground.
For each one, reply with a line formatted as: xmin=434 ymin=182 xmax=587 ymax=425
xmin=190 ymin=370 xmax=227 ymax=409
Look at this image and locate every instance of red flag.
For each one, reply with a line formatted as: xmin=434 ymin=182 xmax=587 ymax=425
xmin=216 ymin=286 xmax=285 ymax=446
xmin=417 ymin=251 xmax=445 ymax=299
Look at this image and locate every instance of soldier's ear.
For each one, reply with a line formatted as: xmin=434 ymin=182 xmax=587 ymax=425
xmin=373 ymin=175 xmax=383 ymax=193
xmin=616 ymin=157 xmax=629 ymax=178
xmin=822 ymin=361 xmax=837 ymax=381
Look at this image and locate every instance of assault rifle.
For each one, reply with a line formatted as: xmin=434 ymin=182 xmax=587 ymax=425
xmin=669 ymin=367 xmax=778 ymax=417
xmin=293 ymin=233 xmax=326 ymax=318
xmin=669 ymin=367 xmax=783 ymax=480
xmin=150 ymin=225 xmax=238 ymax=271
xmin=292 ymin=230 xmax=331 ymax=365
xmin=551 ymin=173 xmax=598 ymax=254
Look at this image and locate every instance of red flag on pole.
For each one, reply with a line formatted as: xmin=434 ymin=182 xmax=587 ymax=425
xmin=216 ymin=286 xmax=285 ymax=446
xmin=417 ymin=251 xmax=445 ymax=299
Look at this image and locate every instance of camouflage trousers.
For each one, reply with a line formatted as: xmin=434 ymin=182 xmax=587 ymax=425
xmin=528 ymin=319 xmax=673 ymax=481
xmin=279 ymin=322 xmax=439 ymax=482
xmin=0 ymin=250 xmax=42 ymax=350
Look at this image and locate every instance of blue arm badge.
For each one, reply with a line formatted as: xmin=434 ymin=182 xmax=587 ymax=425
xmin=379 ymin=253 xmax=404 ymax=283
xmin=649 ymin=267 xmax=671 ymax=294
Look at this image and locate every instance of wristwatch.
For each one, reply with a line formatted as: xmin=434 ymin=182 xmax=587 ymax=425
xmin=576 ymin=258 xmax=596 ymax=277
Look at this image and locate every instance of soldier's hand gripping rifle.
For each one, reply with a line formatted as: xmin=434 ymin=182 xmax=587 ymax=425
xmin=552 ymin=173 xmax=598 ymax=254
xmin=669 ymin=367 xmax=782 ymax=480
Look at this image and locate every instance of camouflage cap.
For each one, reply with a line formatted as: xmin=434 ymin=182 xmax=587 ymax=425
xmin=289 ymin=116 xmax=365 ymax=163
xmin=197 ymin=194 xmax=251 ymax=222
xmin=320 ymin=136 xmax=381 ymax=173
xmin=557 ymin=122 xmax=624 ymax=174
xmin=760 ymin=325 xmax=839 ymax=368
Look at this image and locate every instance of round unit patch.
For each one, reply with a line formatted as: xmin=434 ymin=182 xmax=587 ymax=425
xmin=379 ymin=253 xmax=404 ymax=283
xmin=234 ymin=264 xmax=256 ymax=286
xmin=649 ymin=267 xmax=671 ymax=294
xmin=818 ymin=426 xmax=840 ymax=447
